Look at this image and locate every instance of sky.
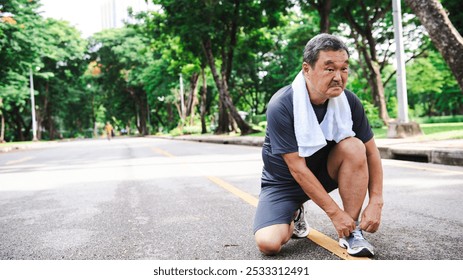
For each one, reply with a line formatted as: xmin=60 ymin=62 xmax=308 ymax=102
xmin=39 ymin=0 xmax=107 ymax=38
xmin=39 ymin=0 xmax=153 ymax=38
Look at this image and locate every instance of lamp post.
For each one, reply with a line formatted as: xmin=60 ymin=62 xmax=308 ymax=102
xmin=29 ymin=67 xmax=38 ymax=141
xmin=392 ymin=0 xmax=409 ymax=123
xmin=388 ymin=0 xmax=423 ymax=138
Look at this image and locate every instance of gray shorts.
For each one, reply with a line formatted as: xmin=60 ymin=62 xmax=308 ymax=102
xmin=253 ymin=144 xmax=338 ymax=234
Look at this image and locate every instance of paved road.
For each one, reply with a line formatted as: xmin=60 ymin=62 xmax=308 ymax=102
xmin=1 ymin=137 xmax=462 ymax=260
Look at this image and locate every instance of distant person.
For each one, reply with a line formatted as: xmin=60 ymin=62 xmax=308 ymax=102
xmin=104 ymin=122 xmax=114 ymax=141
xmin=254 ymin=34 xmax=384 ymax=257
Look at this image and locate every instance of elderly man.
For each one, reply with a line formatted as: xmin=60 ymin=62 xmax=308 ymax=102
xmin=253 ymin=33 xmax=383 ymax=257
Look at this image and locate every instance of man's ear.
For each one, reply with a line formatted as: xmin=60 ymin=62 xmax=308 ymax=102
xmin=302 ymin=62 xmax=311 ymax=75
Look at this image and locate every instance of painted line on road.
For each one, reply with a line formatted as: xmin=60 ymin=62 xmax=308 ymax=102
xmin=207 ymin=176 xmax=258 ymax=207
xmin=5 ymin=156 xmax=34 ymax=165
xmin=151 ymin=146 xmax=368 ymax=260
xmin=151 ymin=147 xmax=175 ymax=158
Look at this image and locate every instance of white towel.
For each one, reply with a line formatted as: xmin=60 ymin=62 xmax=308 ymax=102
xmin=292 ymin=70 xmax=355 ymax=157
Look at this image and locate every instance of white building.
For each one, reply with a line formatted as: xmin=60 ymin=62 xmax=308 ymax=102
xmin=101 ymin=0 xmax=153 ymax=30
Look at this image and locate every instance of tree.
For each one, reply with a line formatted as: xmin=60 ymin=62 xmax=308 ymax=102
xmin=88 ymin=27 xmax=154 ymax=135
xmin=153 ymin=0 xmax=289 ymax=135
xmin=0 ymin=0 xmax=45 ymax=141
xmin=404 ymin=0 xmax=463 ymax=92
xmin=34 ymin=18 xmax=87 ymax=140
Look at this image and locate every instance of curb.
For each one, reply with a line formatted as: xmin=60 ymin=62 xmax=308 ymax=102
xmin=172 ymin=135 xmax=463 ymax=167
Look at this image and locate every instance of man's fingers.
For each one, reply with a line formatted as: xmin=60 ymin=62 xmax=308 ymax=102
xmin=360 ymin=221 xmax=379 ymax=233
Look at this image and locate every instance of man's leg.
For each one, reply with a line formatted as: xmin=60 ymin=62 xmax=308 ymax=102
xmin=327 ymin=137 xmax=375 ymax=257
xmin=327 ymin=137 xmax=368 ymax=221
xmin=254 ymin=223 xmax=294 ymax=255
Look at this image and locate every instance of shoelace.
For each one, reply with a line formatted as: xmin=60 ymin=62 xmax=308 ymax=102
xmin=293 ymin=208 xmax=302 ymax=222
xmin=351 ymin=229 xmax=365 ymax=240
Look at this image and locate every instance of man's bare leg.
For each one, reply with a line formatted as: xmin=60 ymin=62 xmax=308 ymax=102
xmin=327 ymin=137 xmax=369 ymax=221
xmin=255 ymin=223 xmax=294 ymax=255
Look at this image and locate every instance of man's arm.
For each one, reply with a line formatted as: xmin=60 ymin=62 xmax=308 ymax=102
xmin=359 ymin=138 xmax=384 ymax=233
xmin=282 ymin=152 xmax=356 ymax=238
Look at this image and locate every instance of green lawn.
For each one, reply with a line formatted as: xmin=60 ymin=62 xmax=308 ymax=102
xmin=251 ymin=122 xmax=463 ymax=140
xmin=373 ymin=122 xmax=463 ymax=139
xmin=0 ymin=141 xmax=36 ymax=147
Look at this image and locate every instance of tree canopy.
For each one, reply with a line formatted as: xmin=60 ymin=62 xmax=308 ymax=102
xmin=1 ymin=0 xmax=462 ymax=142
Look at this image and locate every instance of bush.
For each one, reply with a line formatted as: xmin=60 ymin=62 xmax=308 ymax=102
xmin=361 ymin=100 xmax=384 ymax=128
xmin=251 ymin=114 xmax=266 ymax=125
xmin=169 ymin=127 xmax=182 ymax=137
xmin=182 ymin=126 xmax=202 ymax=135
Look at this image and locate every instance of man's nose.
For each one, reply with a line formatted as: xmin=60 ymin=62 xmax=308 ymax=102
xmin=333 ymin=70 xmax=342 ymax=81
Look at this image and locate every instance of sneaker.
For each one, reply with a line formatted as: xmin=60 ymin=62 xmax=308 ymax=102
xmin=292 ymin=203 xmax=310 ymax=238
xmin=339 ymin=227 xmax=375 ymax=257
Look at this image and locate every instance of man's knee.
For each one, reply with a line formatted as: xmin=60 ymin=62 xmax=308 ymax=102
xmin=339 ymin=137 xmax=366 ymax=156
xmin=329 ymin=137 xmax=367 ymax=178
xmin=335 ymin=137 xmax=367 ymax=167
xmin=254 ymin=224 xmax=291 ymax=256
xmin=255 ymin=235 xmax=283 ymax=256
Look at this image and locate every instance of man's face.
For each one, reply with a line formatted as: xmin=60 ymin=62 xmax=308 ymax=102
xmin=303 ymin=50 xmax=349 ymax=105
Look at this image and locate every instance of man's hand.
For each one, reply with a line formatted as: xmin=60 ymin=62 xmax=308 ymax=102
xmin=359 ymin=200 xmax=383 ymax=233
xmin=330 ymin=209 xmax=356 ymax=238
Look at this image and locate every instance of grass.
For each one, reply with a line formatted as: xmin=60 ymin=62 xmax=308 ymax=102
xmin=372 ymin=122 xmax=463 ymax=139
xmin=250 ymin=122 xmax=463 ymax=140
xmin=0 ymin=141 xmax=36 ymax=147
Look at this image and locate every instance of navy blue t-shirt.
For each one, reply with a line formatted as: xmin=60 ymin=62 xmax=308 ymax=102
xmin=261 ymin=85 xmax=373 ymax=187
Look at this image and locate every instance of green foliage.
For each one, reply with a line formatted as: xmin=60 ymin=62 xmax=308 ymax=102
xmin=361 ymin=100 xmax=384 ymax=128
xmin=406 ymin=50 xmax=462 ymax=117
xmin=1 ymin=0 xmax=462 ymax=142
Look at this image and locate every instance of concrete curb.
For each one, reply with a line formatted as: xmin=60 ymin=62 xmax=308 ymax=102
xmin=377 ymin=141 xmax=463 ymax=166
xmin=171 ymin=135 xmax=463 ymax=167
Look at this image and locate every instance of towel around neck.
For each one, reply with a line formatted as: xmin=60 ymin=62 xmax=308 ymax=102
xmin=292 ymin=71 xmax=355 ymax=157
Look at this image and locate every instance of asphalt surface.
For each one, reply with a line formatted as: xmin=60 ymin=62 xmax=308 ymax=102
xmin=2 ymin=135 xmax=462 ymax=167
xmin=1 ymin=137 xmax=463 ymax=262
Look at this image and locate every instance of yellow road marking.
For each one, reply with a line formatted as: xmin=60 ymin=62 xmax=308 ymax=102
xmin=151 ymin=146 xmax=368 ymax=260
xmin=6 ymin=157 xmax=33 ymax=165
xmin=207 ymin=176 xmax=258 ymax=207
xmin=151 ymin=147 xmax=175 ymax=158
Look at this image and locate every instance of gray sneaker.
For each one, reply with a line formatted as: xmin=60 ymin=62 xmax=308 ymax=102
xmin=292 ymin=203 xmax=310 ymax=238
xmin=339 ymin=227 xmax=375 ymax=257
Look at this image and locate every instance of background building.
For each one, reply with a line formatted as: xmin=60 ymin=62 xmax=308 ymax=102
xmin=101 ymin=0 xmax=153 ymax=30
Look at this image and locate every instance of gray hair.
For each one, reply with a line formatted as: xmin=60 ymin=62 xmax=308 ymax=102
xmin=303 ymin=33 xmax=350 ymax=67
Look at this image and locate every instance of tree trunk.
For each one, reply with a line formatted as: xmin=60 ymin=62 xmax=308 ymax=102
xmin=185 ymin=72 xmax=199 ymax=125
xmin=200 ymin=66 xmax=208 ymax=134
xmin=0 ymin=110 xmax=5 ymax=143
xmin=319 ymin=0 xmax=331 ymax=33
xmin=344 ymin=4 xmax=390 ymax=124
xmin=202 ymin=38 xmax=256 ymax=135
xmin=404 ymin=0 xmax=463 ymax=92
xmin=366 ymin=56 xmax=389 ymax=123
xmin=202 ymin=39 xmax=230 ymax=134
xmin=129 ymin=88 xmax=149 ymax=135
xmin=139 ymin=90 xmax=148 ymax=135
xmin=0 ymin=98 xmax=4 ymax=142
xmin=13 ymin=105 xmax=26 ymax=141
xmin=305 ymin=0 xmax=331 ymax=33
